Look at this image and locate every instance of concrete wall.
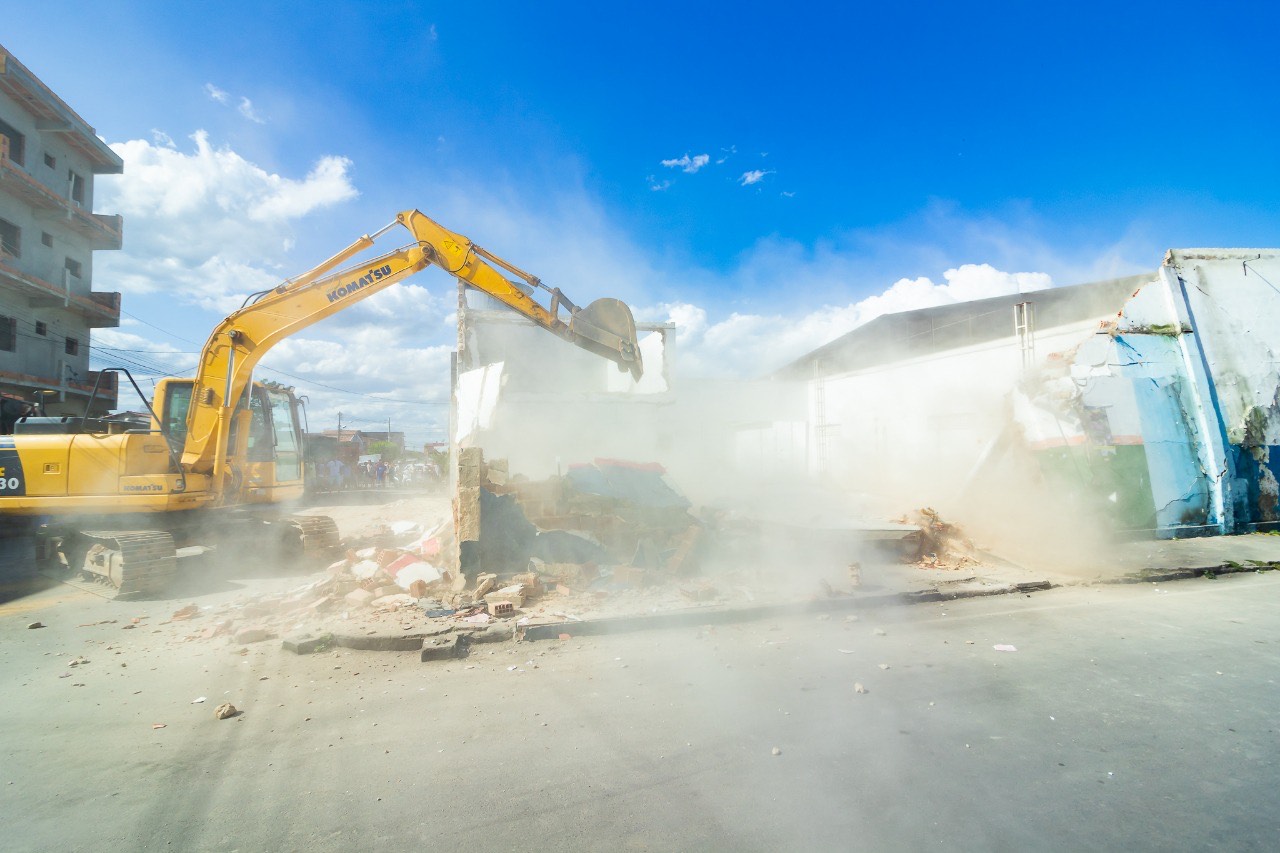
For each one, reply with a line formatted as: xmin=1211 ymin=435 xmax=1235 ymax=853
xmin=1014 ymin=250 xmax=1280 ymax=536
xmin=0 ymin=73 xmax=114 ymax=413
xmin=801 ymin=315 xmax=1112 ymax=506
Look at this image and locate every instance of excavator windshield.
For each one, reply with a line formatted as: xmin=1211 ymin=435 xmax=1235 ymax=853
xmin=160 ymin=381 xmax=193 ymax=451
xmin=266 ymin=388 xmax=302 ymax=482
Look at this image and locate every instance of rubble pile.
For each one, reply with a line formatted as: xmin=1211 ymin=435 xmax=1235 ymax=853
xmin=482 ymin=455 xmax=703 ymax=580
xmin=161 ymin=518 xmax=456 ymax=645
xmin=896 ymin=507 xmax=980 ymax=569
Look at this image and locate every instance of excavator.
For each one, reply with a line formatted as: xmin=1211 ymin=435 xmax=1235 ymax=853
xmin=0 ymin=209 xmax=643 ymax=598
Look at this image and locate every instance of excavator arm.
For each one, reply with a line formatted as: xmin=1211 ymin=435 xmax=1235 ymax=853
xmin=181 ymin=209 xmax=643 ymax=486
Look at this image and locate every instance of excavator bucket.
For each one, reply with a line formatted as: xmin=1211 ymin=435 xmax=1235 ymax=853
xmin=569 ymin=298 xmax=644 ymax=382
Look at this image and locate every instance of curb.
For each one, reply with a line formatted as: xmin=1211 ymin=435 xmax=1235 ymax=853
xmin=286 ymin=562 xmax=1277 ymax=654
xmin=518 ymin=580 xmax=1057 ymax=642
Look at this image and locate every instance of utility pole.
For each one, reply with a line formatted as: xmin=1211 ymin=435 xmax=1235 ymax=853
xmin=338 ymin=411 xmax=342 ymax=433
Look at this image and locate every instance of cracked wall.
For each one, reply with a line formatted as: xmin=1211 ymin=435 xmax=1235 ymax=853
xmin=1020 ymin=249 xmax=1280 ymax=536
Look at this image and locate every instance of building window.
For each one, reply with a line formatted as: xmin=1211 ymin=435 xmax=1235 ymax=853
xmin=64 ymin=337 xmax=79 ymax=356
xmin=68 ymin=170 xmax=85 ymax=205
xmin=0 ymin=218 xmax=19 ymax=260
xmin=43 ymin=152 xmax=56 ymax=169
xmin=0 ymin=119 xmax=25 ymax=166
xmin=64 ymin=257 xmax=82 ymax=278
xmin=41 ymin=232 xmax=53 ymax=248
xmin=35 ymin=321 xmax=47 ymax=336
xmin=0 ymin=316 xmax=15 ymax=352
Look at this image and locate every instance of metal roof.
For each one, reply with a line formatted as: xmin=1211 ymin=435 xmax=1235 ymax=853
xmin=775 ymin=272 xmax=1152 ymax=380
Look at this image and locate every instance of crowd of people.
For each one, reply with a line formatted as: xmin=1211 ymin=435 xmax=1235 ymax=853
xmin=309 ymin=457 xmax=443 ymax=491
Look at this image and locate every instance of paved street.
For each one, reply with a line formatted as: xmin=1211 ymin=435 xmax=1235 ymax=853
xmin=1 ymin=568 xmax=1277 ymax=852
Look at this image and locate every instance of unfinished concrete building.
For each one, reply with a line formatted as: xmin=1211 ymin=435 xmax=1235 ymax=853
xmin=0 ymin=44 xmax=122 ymax=429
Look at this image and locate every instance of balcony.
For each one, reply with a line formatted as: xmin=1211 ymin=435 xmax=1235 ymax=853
xmin=0 ymin=367 xmax=118 ymax=410
xmin=0 ymin=256 xmax=121 ymax=327
xmin=0 ymin=157 xmax=123 ymax=249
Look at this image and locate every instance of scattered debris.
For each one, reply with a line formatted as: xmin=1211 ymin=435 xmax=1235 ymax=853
xmin=170 ymin=605 xmax=200 ymax=621
xmin=896 ymin=507 xmax=980 ymax=569
xmin=192 ymin=697 xmax=206 ymax=704
xmin=993 ymin=644 xmax=1018 ymax=652
xmin=27 ymin=622 xmax=44 ymax=630
xmin=151 ymin=723 xmax=166 ymax=730
xmin=854 ymin=682 xmax=867 ymax=694
xmin=213 ymin=703 xmax=239 ymax=720
xmin=771 ymin=747 xmax=782 ymax=756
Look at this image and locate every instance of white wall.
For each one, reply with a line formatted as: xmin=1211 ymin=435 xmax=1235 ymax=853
xmin=810 ymin=317 xmax=1110 ymax=507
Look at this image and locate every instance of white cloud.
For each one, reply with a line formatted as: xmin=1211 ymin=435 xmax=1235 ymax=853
xmin=428 ymin=24 xmax=438 ymax=40
xmin=95 ymin=131 xmax=357 ymax=312
xmin=646 ymin=174 xmax=672 ymax=192
xmin=780 ymin=190 xmax=795 ymax=198
xmin=259 ymin=325 xmax=455 ymax=442
xmin=205 ymin=82 xmax=266 ymax=123
xmin=715 ymin=145 xmax=737 ymax=164
xmin=204 ymin=83 xmax=229 ymax=105
xmin=739 ymin=169 xmax=774 ymax=186
xmin=237 ymin=97 xmax=265 ymax=124
xmin=661 ymin=153 xmax=710 ymax=174
xmin=641 ymin=263 xmax=1053 ymax=378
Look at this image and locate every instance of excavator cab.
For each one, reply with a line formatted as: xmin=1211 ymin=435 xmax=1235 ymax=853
xmin=155 ymin=378 xmax=305 ymax=504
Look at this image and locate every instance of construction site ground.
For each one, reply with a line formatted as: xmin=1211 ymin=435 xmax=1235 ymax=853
xmin=2 ymin=568 xmax=1278 ymax=851
xmin=5 ymin=488 xmax=1280 ymax=658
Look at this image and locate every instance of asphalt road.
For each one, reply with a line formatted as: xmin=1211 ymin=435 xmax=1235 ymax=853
xmin=1 ymin=570 xmax=1277 ymax=852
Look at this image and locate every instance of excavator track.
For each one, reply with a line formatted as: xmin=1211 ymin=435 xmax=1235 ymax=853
xmin=73 ymin=530 xmax=178 ymax=600
xmin=285 ymin=515 xmax=340 ymax=555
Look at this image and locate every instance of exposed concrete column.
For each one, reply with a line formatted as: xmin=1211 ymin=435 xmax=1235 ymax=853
xmin=1157 ymin=264 xmax=1232 ymax=534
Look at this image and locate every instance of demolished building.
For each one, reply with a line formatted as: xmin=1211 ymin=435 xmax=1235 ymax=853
xmin=778 ymin=249 xmax=1280 ymax=538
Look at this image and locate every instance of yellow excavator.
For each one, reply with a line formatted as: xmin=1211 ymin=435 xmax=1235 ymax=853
xmin=0 ymin=209 xmax=643 ymax=598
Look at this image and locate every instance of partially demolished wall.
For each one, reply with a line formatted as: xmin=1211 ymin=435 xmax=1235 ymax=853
xmin=1016 ymin=249 xmax=1280 ymax=536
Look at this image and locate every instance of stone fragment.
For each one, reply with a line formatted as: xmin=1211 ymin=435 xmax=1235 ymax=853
xmin=234 ymin=627 xmax=274 ymax=645
xmin=420 ymin=634 xmax=461 ymax=663
xmin=473 ymin=573 xmax=498 ymax=599
xmin=27 ymin=622 xmax=44 ymax=630
xmin=854 ymin=682 xmax=867 ymax=694
xmin=467 ymin=623 xmax=514 ymax=644
xmin=214 ymin=703 xmax=239 ymax=720
xmin=512 ymin=572 xmax=542 ymax=598
xmin=282 ymin=633 xmax=332 ymax=655
xmin=344 ymin=588 xmax=375 ymax=608
xmin=611 ymin=566 xmax=648 ymax=588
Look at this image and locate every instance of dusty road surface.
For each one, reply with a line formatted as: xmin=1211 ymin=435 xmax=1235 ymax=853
xmin=1 ymin=564 xmax=1277 ymax=852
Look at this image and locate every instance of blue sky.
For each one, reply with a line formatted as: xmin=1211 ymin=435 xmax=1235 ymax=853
xmin=5 ymin=2 xmax=1278 ymax=444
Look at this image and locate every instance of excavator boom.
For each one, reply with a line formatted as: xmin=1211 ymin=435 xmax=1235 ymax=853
xmin=183 ymin=209 xmax=644 ymax=490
